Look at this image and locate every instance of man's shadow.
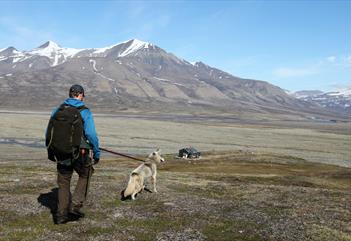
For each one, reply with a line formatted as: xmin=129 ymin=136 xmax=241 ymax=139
xmin=37 ymin=188 xmax=58 ymax=223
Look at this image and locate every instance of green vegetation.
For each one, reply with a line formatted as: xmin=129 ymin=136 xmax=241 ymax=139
xmin=0 ymin=151 xmax=350 ymax=241
xmin=0 ymin=112 xmax=350 ymax=240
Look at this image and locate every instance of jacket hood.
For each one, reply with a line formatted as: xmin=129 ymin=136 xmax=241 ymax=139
xmin=63 ymin=98 xmax=85 ymax=107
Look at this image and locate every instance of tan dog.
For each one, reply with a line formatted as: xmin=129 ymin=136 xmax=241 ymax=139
xmin=121 ymin=150 xmax=165 ymax=200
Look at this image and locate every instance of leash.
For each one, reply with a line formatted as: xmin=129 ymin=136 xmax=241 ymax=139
xmin=99 ymin=147 xmax=145 ymax=162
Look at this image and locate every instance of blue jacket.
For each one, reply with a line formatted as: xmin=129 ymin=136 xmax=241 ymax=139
xmin=51 ymin=98 xmax=100 ymax=160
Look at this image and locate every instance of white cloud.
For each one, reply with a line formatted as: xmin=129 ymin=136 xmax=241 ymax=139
xmin=326 ymin=56 xmax=336 ymax=62
xmin=344 ymin=56 xmax=351 ymax=65
xmin=324 ymin=55 xmax=351 ymax=67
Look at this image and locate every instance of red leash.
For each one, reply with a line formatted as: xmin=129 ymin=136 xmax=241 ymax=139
xmin=99 ymin=147 xmax=145 ymax=162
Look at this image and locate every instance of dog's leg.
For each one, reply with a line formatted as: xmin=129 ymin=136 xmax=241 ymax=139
xmin=151 ymin=175 xmax=157 ymax=193
xmin=131 ymin=192 xmax=136 ymax=200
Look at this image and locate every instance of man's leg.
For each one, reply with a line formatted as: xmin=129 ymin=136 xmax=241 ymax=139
xmin=56 ymin=164 xmax=73 ymax=223
xmin=71 ymin=151 xmax=93 ymax=216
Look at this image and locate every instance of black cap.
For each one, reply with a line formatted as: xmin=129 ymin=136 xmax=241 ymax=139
xmin=69 ymin=84 xmax=85 ymax=97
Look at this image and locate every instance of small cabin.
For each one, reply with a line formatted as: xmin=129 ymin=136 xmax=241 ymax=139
xmin=178 ymin=147 xmax=201 ymax=159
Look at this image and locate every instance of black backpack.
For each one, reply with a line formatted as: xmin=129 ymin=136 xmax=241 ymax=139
xmin=46 ymin=104 xmax=87 ymax=163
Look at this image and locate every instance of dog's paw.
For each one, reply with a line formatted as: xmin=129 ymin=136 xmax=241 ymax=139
xmin=144 ymin=187 xmax=153 ymax=193
xmin=120 ymin=189 xmax=128 ymax=201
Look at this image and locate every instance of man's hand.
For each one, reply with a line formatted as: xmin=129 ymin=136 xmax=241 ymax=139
xmin=48 ymin=150 xmax=56 ymax=162
xmin=93 ymin=158 xmax=99 ymax=165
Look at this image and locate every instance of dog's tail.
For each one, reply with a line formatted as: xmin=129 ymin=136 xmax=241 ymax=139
xmin=123 ymin=173 xmax=139 ymax=197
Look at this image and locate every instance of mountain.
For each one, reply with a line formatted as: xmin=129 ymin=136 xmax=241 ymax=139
xmin=292 ymin=88 xmax=351 ymax=113
xmin=292 ymin=90 xmax=324 ymax=99
xmin=0 ymin=39 xmax=344 ymax=119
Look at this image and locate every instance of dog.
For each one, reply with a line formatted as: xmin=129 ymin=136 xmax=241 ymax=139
xmin=121 ymin=149 xmax=165 ymax=200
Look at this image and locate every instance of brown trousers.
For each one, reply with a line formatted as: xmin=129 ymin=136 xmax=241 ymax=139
xmin=56 ymin=151 xmax=93 ymax=217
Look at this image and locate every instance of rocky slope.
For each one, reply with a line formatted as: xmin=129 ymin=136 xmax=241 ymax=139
xmin=0 ymin=39 xmax=334 ymax=118
xmin=292 ymin=88 xmax=351 ymax=114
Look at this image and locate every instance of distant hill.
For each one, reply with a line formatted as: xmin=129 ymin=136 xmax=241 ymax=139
xmin=0 ymin=39 xmax=346 ymax=119
xmin=291 ymin=88 xmax=351 ymax=114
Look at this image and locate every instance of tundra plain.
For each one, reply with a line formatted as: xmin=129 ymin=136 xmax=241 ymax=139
xmin=0 ymin=111 xmax=350 ymax=241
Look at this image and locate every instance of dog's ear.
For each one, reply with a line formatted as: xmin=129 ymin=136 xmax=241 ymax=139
xmin=156 ymin=148 xmax=161 ymax=154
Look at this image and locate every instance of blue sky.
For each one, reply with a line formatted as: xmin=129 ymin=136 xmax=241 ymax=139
xmin=1 ymin=0 xmax=350 ymax=92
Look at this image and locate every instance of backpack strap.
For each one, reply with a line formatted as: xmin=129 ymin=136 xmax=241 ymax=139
xmin=58 ymin=104 xmax=87 ymax=110
xmin=52 ymin=103 xmax=68 ymax=118
xmin=76 ymin=105 xmax=88 ymax=112
xmin=75 ymin=105 xmax=91 ymax=149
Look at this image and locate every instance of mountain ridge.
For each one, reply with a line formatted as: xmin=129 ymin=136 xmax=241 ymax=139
xmin=0 ymin=39 xmax=347 ymax=119
xmin=0 ymin=39 xmax=154 ymax=67
xmin=292 ymin=88 xmax=351 ymax=113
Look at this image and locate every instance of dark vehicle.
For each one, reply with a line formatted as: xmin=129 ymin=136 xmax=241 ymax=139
xmin=178 ymin=147 xmax=201 ymax=159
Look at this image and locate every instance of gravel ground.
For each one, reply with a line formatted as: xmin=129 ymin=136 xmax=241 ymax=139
xmin=1 ymin=151 xmax=350 ymax=241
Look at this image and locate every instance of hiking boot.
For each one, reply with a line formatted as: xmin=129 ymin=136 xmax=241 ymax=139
xmin=69 ymin=209 xmax=85 ymax=218
xmin=55 ymin=215 xmax=69 ymax=224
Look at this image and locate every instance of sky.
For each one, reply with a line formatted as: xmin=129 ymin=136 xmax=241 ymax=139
xmin=0 ymin=0 xmax=351 ymax=92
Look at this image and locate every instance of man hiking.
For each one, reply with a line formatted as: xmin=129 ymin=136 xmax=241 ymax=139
xmin=46 ymin=84 xmax=100 ymax=224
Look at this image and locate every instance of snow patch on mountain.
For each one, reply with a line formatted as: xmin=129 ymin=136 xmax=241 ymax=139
xmin=93 ymin=43 xmax=120 ymax=54
xmin=97 ymin=72 xmax=116 ymax=82
xmin=284 ymin=90 xmax=294 ymax=95
xmin=28 ymin=41 xmax=82 ymax=66
xmin=0 ymin=47 xmax=20 ymax=56
xmin=0 ymin=48 xmax=24 ymax=62
xmin=291 ymin=90 xmax=324 ymax=99
xmin=89 ymin=59 xmax=98 ymax=72
xmin=154 ymin=77 xmax=172 ymax=82
xmin=190 ymin=61 xmax=199 ymax=66
xmin=292 ymin=88 xmax=351 ymax=112
xmin=327 ymin=88 xmax=351 ymax=96
xmin=119 ymin=39 xmax=151 ymax=57
xmin=12 ymin=53 xmax=28 ymax=63
xmin=0 ymin=41 xmax=83 ymax=66
xmin=89 ymin=59 xmax=116 ymax=81
xmin=0 ymin=39 xmax=153 ymax=67
xmin=92 ymin=39 xmax=151 ymax=57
